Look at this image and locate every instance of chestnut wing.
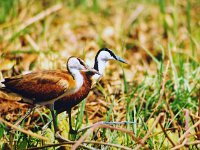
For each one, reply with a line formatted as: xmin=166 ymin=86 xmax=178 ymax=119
xmin=2 ymin=70 xmax=75 ymax=103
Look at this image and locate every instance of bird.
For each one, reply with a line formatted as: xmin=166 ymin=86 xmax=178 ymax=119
xmin=1 ymin=48 xmax=127 ymax=135
xmin=1 ymin=57 xmax=99 ymax=135
xmin=54 ymin=48 xmax=127 ymax=132
xmin=93 ymin=48 xmax=126 ymax=80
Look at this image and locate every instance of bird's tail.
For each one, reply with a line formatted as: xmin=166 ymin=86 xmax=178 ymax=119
xmin=0 ymin=88 xmax=22 ymax=101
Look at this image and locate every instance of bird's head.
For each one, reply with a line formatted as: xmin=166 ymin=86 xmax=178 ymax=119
xmin=94 ymin=48 xmax=127 ymax=74
xmin=67 ymin=57 xmax=99 ymax=75
xmin=95 ymin=48 xmax=127 ymax=64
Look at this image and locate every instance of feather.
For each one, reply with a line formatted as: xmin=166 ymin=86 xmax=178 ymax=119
xmin=3 ymin=70 xmax=76 ymax=103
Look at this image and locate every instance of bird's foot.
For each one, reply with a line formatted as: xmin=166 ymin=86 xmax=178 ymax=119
xmin=55 ymin=131 xmax=70 ymax=142
xmin=69 ymin=128 xmax=78 ymax=134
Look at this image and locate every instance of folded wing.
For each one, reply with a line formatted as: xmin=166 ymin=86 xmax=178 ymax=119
xmin=2 ymin=70 xmax=75 ymax=103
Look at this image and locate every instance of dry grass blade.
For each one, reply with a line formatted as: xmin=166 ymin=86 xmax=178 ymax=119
xmin=198 ymin=96 xmax=200 ymax=139
xmin=0 ymin=0 xmax=199 ymax=149
xmin=184 ymin=109 xmax=190 ymax=143
xmin=25 ymin=142 xmax=93 ymax=150
xmin=185 ymin=110 xmax=190 ymax=121
xmin=25 ymin=140 xmax=133 ymax=150
xmin=189 ymin=112 xmax=200 ymax=119
xmin=186 ymin=140 xmax=200 ymax=146
xmin=178 ymin=119 xmax=200 ymax=143
xmin=171 ymin=139 xmax=188 ymax=150
xmin=125 ymin=5 xmax=144 ymax=29
xmin=25 ymin=35 xmax=40 ymax=51
xmin=189 ymin=114 xmax=200 ymax=150
xmin=5 ymin=3 xmax=62 ymax=41
xmin=83 ymin=141 xmax=132 ymax=150
xmin=72 ymin=121 xmax=140 ymax=150
xmin=78 ymin=121 xmax=136 ymax=132
xmin=159 ymin=122 xmax=176 ymax=147
xmin=0 ymin=117 xmax=49 ymax=141
xmin=148 ymin=127 xmax=178 ymax=138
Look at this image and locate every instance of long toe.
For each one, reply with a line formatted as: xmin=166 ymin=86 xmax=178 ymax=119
xmin=69 ymin=129 xmax=78 ymax=134
xmin=55 ymin=131 xmax=70 ymax=142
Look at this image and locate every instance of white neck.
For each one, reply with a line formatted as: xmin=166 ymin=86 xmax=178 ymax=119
xmin=93 ymin=59 xmax=107 ymax=80
xmin=93 ymin=50 xmax=114 ymax=80
xmin=97 ymin=58 xmax=107 ymax=75
xmin=70 ymin=69 xmax=84 ymax=93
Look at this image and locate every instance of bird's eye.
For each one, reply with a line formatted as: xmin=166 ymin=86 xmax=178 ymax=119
xmin=77 ymin=58 xmax=85 ymax=66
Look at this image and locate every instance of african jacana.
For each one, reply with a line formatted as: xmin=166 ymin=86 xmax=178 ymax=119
xmin=54 ymin=48 xmax=127 ymax=132
xmin=93 ymin=48 xmax=126 ymax=79
xmin=1 ymin=57 xmax=99 ymax=134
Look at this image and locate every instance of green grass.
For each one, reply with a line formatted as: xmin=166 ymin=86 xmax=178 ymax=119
xmin=0 ymin=0 xmax=200 ymax=149
xmin=0 ymin=0 xmax=16 ymax=23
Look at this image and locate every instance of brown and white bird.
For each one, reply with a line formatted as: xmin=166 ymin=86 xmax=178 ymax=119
xmin=54 ymin=48 xmax=127 ymax=132
xmin=1 ymin=48 xmax=126 ymax=134
xmin=1 ymin=57 xmax=99 ymax=134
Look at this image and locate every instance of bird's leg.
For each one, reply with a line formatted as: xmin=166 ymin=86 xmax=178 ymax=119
xmin=49 ymin=104 xmax=58 ymax=133
xmin=67 ymin=108 xmax=77 ymax=134
xmin=48 ymin=104 xmax=70 ymax=142
xmin=49 ymin=104 xmax=70 ymax=142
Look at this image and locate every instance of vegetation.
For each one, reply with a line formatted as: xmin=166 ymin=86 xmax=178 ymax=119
xmin=0 ymin=0 xmax=199 ymax=149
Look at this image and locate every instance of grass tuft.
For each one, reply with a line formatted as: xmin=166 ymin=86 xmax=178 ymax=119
xmin=0 ymin=0 xmax=199 ymax=149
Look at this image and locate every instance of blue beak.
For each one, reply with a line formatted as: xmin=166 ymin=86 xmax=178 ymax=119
xmin=116 ymin=56 xmax=127 ymax=64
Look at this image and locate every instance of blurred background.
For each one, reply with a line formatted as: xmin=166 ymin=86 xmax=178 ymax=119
xmin=0 ymin=0 xmax=199 ymax=149
xmin=0 ymin=0 xmax=199 ymax=79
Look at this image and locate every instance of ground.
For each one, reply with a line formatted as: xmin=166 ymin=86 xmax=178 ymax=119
xmin=0 ymin=0 xmax=200 ymax=149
